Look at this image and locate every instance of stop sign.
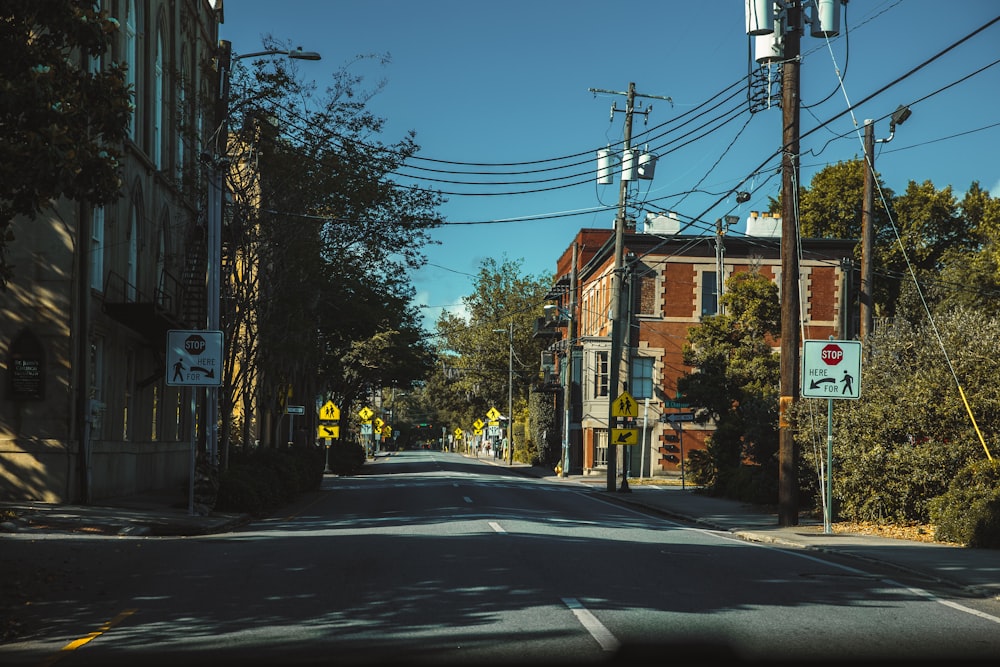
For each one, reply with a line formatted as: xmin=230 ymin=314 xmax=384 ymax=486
xmin=820 ymin=343 xmax=844 ymax=365
xmin=185 ymin=334 xmax=206 ymax=355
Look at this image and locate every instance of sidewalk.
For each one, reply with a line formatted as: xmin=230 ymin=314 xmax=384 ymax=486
xmin=2 ymin=457 xmax=998 ymax=600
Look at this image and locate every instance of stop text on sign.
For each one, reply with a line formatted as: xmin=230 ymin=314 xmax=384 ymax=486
xmin=821 ymin=343 xmax=843 ymax=365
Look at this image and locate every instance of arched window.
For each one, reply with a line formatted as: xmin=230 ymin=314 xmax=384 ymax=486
xmin=127 ymin=201 xmax=139 ymax=301
xmin=154 ymin=27 xmax=164 ymax=168
xmin=124 ymin=0 xmax=137 ymax=141
xmin=91 ymin=207 xmax=105 ymax=291
xmin=156 ymin=211 xmax=168 ymax=303
xmin=177 ymin=49 xmax=187 ymax=180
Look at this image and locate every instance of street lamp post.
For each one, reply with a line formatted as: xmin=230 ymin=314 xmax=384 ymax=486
xmin=208 ymin=41 xmax=320 ymax=466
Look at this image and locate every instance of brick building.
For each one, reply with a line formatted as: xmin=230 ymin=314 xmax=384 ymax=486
xmin=542 ymin=212 xmax=856 ymax=479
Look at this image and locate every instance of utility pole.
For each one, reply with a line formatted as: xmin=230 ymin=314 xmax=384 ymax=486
xmin=778 ymin=1 xmax=802 ymax=527
xmin=860 ymin=118 xmax=875 ymax=342
xmin=860 ymin=105 xmax=910 ymax=343
xmin=595 ymin=82 xmax=634 ymax=492
xmin=589 ymin=82 xmax=670 ymax=492
xmin=560 ymin=243 xmax=578 ymax=477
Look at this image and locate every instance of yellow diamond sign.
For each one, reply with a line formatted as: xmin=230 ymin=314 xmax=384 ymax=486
xmin=612 ymin=391 xmax=638 ymax=418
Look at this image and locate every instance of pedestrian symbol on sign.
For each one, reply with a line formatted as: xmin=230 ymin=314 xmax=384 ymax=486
xmin=802 ymin=339 xmax=861 ymax=400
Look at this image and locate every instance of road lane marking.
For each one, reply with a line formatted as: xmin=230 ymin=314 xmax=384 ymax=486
xmin=489 ymin=521 xmax=505 ymax=533
xmin=562 ymin=597 xmax=620 ymax=651
xmin=463 ymin=496 xmax=473 ymax=503
xmin=39 ymin=608 xmax=137 ymax=666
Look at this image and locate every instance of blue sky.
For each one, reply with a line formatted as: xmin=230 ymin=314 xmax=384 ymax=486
xmin=219 ymin=1 xmax=1000 ymax=331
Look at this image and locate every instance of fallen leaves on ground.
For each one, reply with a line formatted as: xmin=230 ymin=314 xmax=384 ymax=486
xmin=832 ymin=521 xmax=958 ymax=544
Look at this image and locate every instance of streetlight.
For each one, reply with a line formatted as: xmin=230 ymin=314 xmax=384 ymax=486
xmin=206 ymin=41 xmax=321 ymax=465
xmin=493 ymin=323 xmax=514 ymax=465
xmin=860 ymin=104 xmax=911 ymax=342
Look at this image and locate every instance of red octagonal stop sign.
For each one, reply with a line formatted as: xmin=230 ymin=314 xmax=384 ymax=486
xmin=821 ymin=343 xmax=844 ymax=365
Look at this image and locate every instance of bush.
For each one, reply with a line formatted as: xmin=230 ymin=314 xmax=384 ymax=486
xmin=216 ymin=445 xmax=326 ymax=516
xmin=326 ymin=440 xmax=365 ymax=476
xmin=686 ymin=449 xmax=715 ymax=488
xmin=928 ymin=459 xmax=1000 ymax=548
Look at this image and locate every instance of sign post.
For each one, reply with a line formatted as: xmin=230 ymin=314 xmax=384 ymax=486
xmin=166 ymin=330 xmax=224 ymax=516
xmin=802 ymin=339 xmax=863 ymax=534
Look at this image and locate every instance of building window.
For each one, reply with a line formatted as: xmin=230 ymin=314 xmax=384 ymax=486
xmin=633 ymin=266 xmax=657 ymax=316
xmin=124 ymin=0 xmax=137 ymax=141
xmin=593 ymin=350 xmax=609 ymax=398
xmin=127 ymin=202 xmax=139 ymax=301
xmin=595 ymin=428 xmax=608 ymax=468
xmin=701 ymin=270 xmax=718 ymax=316
xmin=90 ymin=207 xmax=104 ymax=291
xmin=153 ymin=28 xmax=164 ymax=168
xmin=630 ymin=356 xmax=654 ymax=400
xmin=123 ymin=348 xmax=134 ymax=441
xmin=89 ymin=338 xmax=105 ymax=440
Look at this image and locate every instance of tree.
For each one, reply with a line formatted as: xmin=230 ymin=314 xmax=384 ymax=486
xmin=878 ymin=180 xmax=976 ymax=320
xmin=221 ymin=39 xmax=442 ymax=449
xmin=797 ymin=158 xmax=895 ymax=241
xmin=932 ymin=183 xmax=1000 ymax=315
xmin=677 ymin=268 xmax=781 ymax=501
xmin=793 ymin=307 xmax=1000 ymax=525
xmin=0 ymin=0 xmax=132 ymax=289
xmin=433 ymin=255 xmax=552 ymax=460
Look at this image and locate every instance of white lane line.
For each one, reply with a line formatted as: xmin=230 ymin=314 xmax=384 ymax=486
xmin=489 ymin=521 xmax=505 ymax=533
xmin=463 ymin=496 xmax=473 ymax=503
xmin=562 ymin=597 xmax=620 ymax=652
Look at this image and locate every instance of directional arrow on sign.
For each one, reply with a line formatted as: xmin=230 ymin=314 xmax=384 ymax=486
xmin=665 ymin=412 xmax=695 ymax=423
xmin=612 ymin=428 xmax=638 ymax=445
xmin=809 ymin=377 xmax=837 ymax=389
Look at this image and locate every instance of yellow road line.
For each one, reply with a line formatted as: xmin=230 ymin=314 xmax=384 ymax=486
xmin=37 ymin=608 xmax=137 ymax=667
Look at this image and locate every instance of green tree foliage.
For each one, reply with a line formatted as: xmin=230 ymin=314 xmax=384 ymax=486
xmin=222 ymin=39 xmax=441 ymax=445
xmin=933 ymin=183 xmax=1000 ymax=316
xmin=794 ymin=307 xmax=1000 ymax=525
xmin=433 ymin=255 xmax=551 ymax=452
xmin=798 ymin=158 xmax=895 ymax=241
xmin=677 ymin=268 xmax=781 ymax=501
xmin=0 ymin=0 xmax=131 ymax=288
xmin=878 ymin=180 xmax=976 ymax=318
xmin=795 ymin=162 xmax=993 ymax=321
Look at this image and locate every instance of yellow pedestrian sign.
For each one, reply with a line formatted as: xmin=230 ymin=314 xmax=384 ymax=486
xmin=612 ymin=391 xmax=638 ymax=418
xmin=318 ymin=424 xmax=339 ymax=439
xmin=473 ymin=418 xmax=484 ymax=430
xmin=612 ymin=428 xmax=639 ymax=445
xmin=358 ymin=406 xmax=374 ymax=421
xmin=486 ymin=406 xmax=501 ymax=421
xmin=320 ymin=401 xmax=340 ymax=421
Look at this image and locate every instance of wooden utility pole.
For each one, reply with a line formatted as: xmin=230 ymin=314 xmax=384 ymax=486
xmin=589 ymin=82 xmax=670 ymax=493
xmin=606 ymin=82 xmax=634 ymax=492
xmin=778 ymin=1 xmax=802 ymax=527
xmin=860 ymin=119 xmax=875 ymax=341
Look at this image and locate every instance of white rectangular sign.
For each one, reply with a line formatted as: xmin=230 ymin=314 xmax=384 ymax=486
xmin=801 ymin=339 xmax=861 ymax=399
xmin=166 ymin=330 xmax=223 ymax=386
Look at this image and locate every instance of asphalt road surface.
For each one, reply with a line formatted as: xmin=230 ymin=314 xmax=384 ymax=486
xmin=2 ymin=450 xmax=999 ymax=665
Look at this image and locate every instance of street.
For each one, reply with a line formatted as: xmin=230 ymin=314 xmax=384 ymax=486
xmin=2 ymin=450 xmax=999 ymax=665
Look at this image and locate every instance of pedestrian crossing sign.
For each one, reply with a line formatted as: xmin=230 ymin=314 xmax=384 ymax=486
xmin=612 ymin=391 xmax=638 ymax=418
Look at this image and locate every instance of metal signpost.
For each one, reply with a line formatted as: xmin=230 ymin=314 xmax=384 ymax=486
xmin=166 ymin=330 xmax=224 ymax=516
xmin=802 ymin=339 xmax=862 ymax=534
